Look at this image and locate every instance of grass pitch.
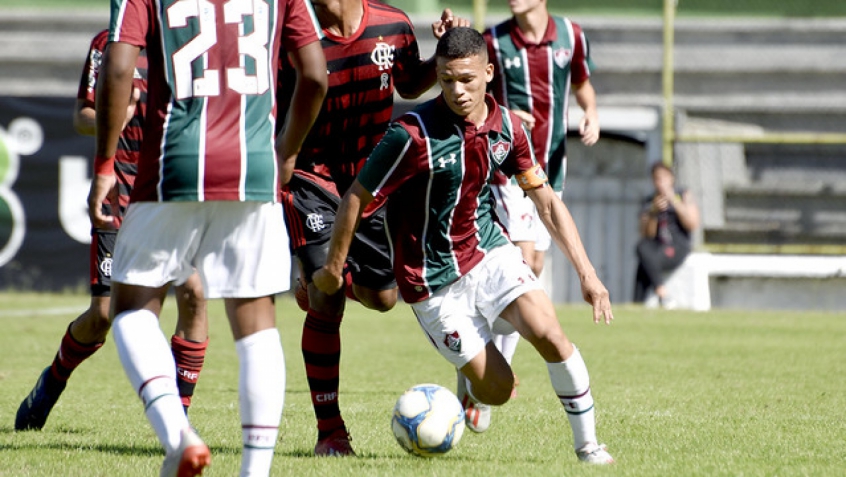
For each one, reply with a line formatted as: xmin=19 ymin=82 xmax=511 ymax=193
xmin=1 ymin=292 xmax=844 ymax=476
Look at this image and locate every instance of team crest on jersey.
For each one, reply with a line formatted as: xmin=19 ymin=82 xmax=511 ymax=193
xmin=554 ymin=48 xmax=572 ymax=68
xmin=443 ymin=331 xmax=461 ymax=352
xmin=371 ymin=41 xmax=395 ymax=71
xmin=489 ymin=139 xmax=511 ymax=164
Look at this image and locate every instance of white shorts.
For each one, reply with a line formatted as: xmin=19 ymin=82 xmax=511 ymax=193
xmin=491 ymin=183 xmax=562 ymax=252
xmin=409 ymin=244 xmax=544 ymax=368
xmin=113 ymin=201 xmax=290 ymax=299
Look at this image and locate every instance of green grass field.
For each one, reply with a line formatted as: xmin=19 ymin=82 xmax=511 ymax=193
xmin=1 ymin=292 xmax=844 ymax=476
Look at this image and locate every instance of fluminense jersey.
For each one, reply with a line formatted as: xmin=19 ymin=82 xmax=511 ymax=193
xmin=110 ymin=0 xmax=321 ymax=203
xmin=277 ymin=0 xmax=424 ymax=195
xmin=358 ymin=95 xmax=540 ymax=303
xmin=78 ymin=29 xmax=147 ymax=227
xmin=485 ymin=16 xmax=593 ymax=191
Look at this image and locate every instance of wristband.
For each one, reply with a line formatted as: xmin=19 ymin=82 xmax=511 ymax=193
xmin=94 ymin=154 xmax=115 ymax=176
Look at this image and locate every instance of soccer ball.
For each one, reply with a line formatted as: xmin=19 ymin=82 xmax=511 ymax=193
xmin=391 ymin=383 xmax=465 ymax=457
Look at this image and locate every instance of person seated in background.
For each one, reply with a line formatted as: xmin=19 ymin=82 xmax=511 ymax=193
xmin=633 ymin=162 xmax=700 ymax=308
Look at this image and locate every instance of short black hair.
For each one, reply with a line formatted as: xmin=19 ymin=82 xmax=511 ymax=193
xmin=435 ymin=27 xmax=488 ymax=62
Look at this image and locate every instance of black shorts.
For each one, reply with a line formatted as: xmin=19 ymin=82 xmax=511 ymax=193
xmin=282 ymin=171 xmax=395 ymax=291
xmin=89 ymin=229 xmax=117 ymax=297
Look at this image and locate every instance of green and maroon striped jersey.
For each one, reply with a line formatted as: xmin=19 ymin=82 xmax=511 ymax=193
xmin=110 ymin=0 xmax=320 ymax=203
xmin=485 ymin=16 xmax=593 ymax=191
xmin=357 ymin=95 xmax=539 ymax=303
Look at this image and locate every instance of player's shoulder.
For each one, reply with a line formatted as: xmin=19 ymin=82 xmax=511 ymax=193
xmin=484 ymin=17 xmax=514 ymax=37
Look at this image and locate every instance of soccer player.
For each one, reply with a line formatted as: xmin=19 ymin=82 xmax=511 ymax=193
xmin=481 ymin=0 xmax=601 ymax=416
xmin=276 ymin=0 xmax=467 ymax=456
xmin=87 ymin=1 xmax=327 ymax=475
xmin=14 ymin=29 xmax=208 ymax=432
xmin=313 ymin=27 xmax=615 ymax=465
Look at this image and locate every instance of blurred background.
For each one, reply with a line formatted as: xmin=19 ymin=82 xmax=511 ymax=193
xmin=1 ymin=0 xmax=844 ymax=310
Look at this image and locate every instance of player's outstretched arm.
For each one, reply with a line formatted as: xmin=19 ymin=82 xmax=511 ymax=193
xmin=276 ymin=41 xmax=328 ymax=185
xmin=527 ymin=186 xmax=613 ymax=324
xmin=313 ymin=180 xmax=374 ymax=295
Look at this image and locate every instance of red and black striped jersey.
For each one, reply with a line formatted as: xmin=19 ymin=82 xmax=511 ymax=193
xmin=277 ymin=0 xmax=424 ymax=195
xmin=77 ymin=29 xmax=147 ymax=227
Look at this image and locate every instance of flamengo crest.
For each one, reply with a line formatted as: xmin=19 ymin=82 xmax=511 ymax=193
xmin=371 ymin=42 xmax=395 ymax=71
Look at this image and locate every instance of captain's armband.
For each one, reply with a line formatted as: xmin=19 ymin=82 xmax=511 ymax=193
xmin=515 ymin=165 xmax=548 ymax=191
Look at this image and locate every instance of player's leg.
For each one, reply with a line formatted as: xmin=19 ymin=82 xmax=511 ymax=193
xmin=109 ymin=203 xmax=210 ymax=475
xmin=171 ymin=271 xmax=208 ymax=413
xmin=15 ymin=230 xmax=115 ymax=431
xmin=499 ymin=289 xmax=614 ymax=464
xmin=283 ymin=173 xmax=355 ymax=455
xmin=205 ymin=201 xmax=288 ymax=475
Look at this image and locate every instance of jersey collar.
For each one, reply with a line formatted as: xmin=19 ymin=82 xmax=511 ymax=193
xmin=509 ymin=15 xmax=557 ymax=48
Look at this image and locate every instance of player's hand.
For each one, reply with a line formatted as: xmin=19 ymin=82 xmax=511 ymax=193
xmin=432 ymin=9 xmax=469 ymax=39
xmin=512 ymin=109 xmax=536 ymax=130
xmin=87 ymin=173 xmax=118 ymax=229
xmin=313 ymin=266 xmax=344 ymax=295
xmin=580 ymin=273 xmax=613 ymax=324
xmin=579 ymin=114 xmax=600 ymax=146
xmin=122 ymin=87 xmax=141 ymax=131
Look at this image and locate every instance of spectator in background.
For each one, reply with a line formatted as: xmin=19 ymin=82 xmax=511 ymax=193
xmin=633 ymin=162 xmax=700 ymax=308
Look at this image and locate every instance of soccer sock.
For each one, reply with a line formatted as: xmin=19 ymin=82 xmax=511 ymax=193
xmin=546 ymin=345 xmax=597 ymax=450
xmin=112 ymin=310 xmax=188 ymax=454
xmin=302 ymin=308 xmax=345 ymax=439
xmin=492 ymin=331 xmax=520 ymax=365
xmin=237 ymin=328 xmax=285 ymax=476
xmin=49 ymin=324 xmax=104 ymax=383
xmin=171 ymin=335 xmax=208 ymax=410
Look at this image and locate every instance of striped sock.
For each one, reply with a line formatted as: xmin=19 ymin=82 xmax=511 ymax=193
xmin=50 ymin=324 xmax=103 ymax=382
xmin=171 ymin=335 xmax=208 ymax=410
xmin=546 ymin=346 xmax=597 ymax=450
xmin=237 ymin=328 xmax=285 ymax=476
xmin=112 ymin=310 xmax=188 ymax=453
xmin=301 ymin=308 xmax=344 ymax=439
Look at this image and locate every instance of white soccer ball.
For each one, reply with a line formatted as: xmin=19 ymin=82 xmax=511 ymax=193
xmin=391 ymin=383 xmax=465 ymax=457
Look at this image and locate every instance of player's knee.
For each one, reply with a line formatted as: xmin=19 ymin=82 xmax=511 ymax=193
xmin=357 ymin=288 xmax=397 ymax=312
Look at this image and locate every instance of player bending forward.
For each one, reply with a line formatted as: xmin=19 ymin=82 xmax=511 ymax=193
xmin=313 ymin=27 xmax=614 ymax=464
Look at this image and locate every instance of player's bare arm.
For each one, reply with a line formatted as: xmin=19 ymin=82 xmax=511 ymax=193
xmin=526 ymin=185 xmax=613 ymax=324
xmin=395 ymin=9 xmax=469 ymax=100
xmin=574 ymin=79 xmax=599 ymax=146
xmin=510 ymin=109 xmax=536 ymax=130
xmin=276 ymin=41 xmax=328 ymax=185
xmin=88 ymin=41 xmax=139 ymax=229
xmin=312 ymin=180 xmax=373 ymax=295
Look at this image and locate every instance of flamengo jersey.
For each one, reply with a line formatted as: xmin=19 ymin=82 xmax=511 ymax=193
xmin=110 ymin=0 xmax=321 ymax=203
xmin=358 ymin=95 xmax=539 ymax=303
xmin=78 ymin=29 xmax=147 ymax=227
xmin=485 ymin=16 xmax=593 ymax=191
xmin=278 ymin=0 xmax=422 ymax=195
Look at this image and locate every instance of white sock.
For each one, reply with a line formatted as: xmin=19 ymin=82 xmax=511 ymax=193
xmin=112 ymin=310 xmax=189 ymax=454
xmin=236 ymin=328 xmax=285 ymax=477
xmin=546 ymin=345 xmax=597 ymax=450
xmin=493 ymin=331 xmax=520 ymax=365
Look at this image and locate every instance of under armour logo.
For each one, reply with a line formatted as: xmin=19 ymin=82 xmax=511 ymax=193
xmin=305 ymin=213 xmax=326 ymax=232
xmin=371 ymin=42 xmax=395 ymax=71
xmin=504 ymin=56 xmax=521 ymax=69
xmin=437 ymin=153 xmax=457 ymax=168
xmin=380 ymin=72 xmax=389 ymax=90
